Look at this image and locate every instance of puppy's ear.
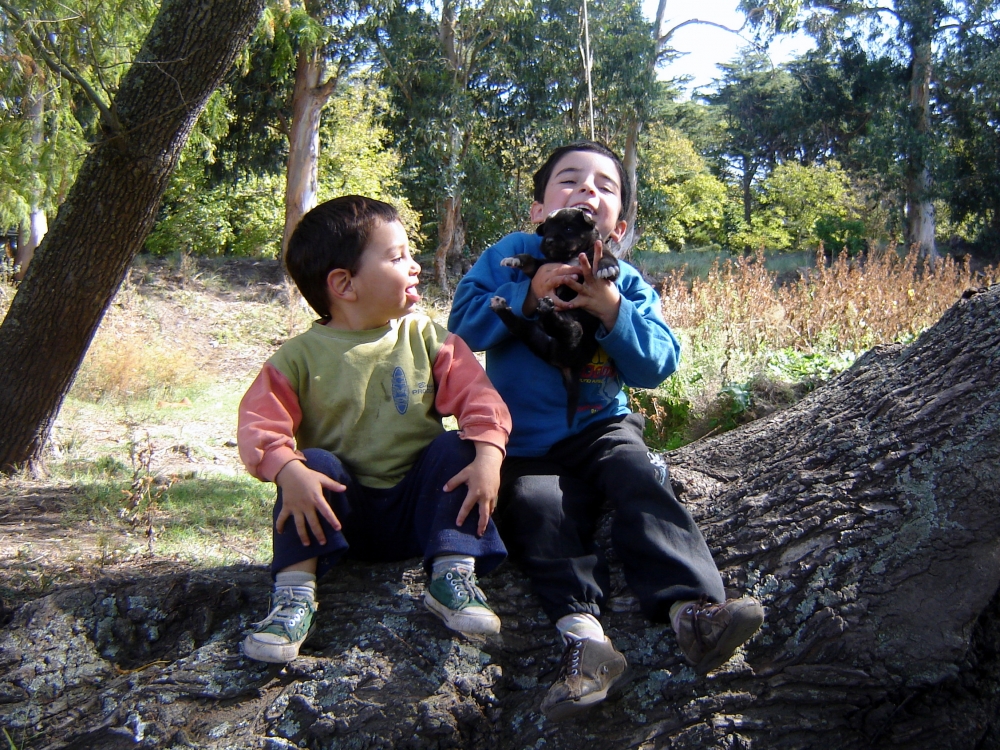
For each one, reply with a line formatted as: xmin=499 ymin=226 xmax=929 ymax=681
xmin=537 ymin=223 xmax=546 ymax=236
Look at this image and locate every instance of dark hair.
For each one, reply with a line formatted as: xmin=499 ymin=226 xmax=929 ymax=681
xmin=285 ymin=195 xmax=400 ymax=320
xmin=532 ymin=141 xmax=631 ymax=224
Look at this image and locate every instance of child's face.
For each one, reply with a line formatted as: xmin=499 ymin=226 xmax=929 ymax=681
xmin=529 ymin=150 xmax=627 ymax=242
xmin=349 ymin=220 xmax=422 ymax=328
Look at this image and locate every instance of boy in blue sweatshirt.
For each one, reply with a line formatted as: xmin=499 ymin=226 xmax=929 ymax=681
xmin=449 ymin=141 xmax=763 ymax=720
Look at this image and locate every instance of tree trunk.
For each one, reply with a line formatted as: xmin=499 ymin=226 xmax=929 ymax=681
xmin=432 ymin=1 xmax=471 ymax=291
xmin=14 ymin=210 xmax=45 ymax=283
xmin=2 ymin=286 xmax=999 ymax=749
xmin=904 ymin=35 xmax=939 ymax=261
xmin=435 ymin=191 xmax=465 ymax=290
xmin=742 ymin=155 xmax=754 ymax=227
xmin=621 ymin=117 xmax=640 ymax=256
xmin=0 ymin=0 xmax=265 ymax=472
xmin=14 ymin=64 xmax=47 ymax=281
xmin=281 ymin=45 xmax=339 ymax=260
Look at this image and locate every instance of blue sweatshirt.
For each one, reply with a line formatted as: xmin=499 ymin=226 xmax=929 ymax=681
xmin=448 ymin=231 xmax=681 ymax=456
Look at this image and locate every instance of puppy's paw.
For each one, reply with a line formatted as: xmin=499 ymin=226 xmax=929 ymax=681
xmin=500 ymin=257 xmax=522 ymax=269
xmin=537 ymin=296 xmax=556 ymax=314
xmin=490 ymin=296 xmax=511 ymax=312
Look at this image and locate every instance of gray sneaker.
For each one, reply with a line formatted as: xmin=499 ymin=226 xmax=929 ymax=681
xmin=674 ymin=596 xmax=763 ymax=675
xmin=424 ymin=566 xmax=501 ymax=635
xmin=242 ymin=584 xmax=317 ymax=663
xmin=540 ymin=636 xmax=629 ymax=721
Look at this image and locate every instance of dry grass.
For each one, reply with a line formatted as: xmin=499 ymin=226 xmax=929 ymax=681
xmin=71 ymin=286 xmax=204 ymax=402
xmin=641 ymin=246 xmax=999 ymax=445
xmin=661 ymin=246 xmax=998 ymax=356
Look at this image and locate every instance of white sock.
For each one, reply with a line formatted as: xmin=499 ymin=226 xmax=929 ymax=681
xmin=556 ymin=612 xmax=605 ymax=643
xmin=275 ymin=571 xmax=317 ymax=602
xmin=432 ymin=554 xmax=475 ymax=578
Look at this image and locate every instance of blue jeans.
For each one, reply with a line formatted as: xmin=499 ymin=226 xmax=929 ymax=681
xmin=270 ymin=431 xmax=507 ymax=580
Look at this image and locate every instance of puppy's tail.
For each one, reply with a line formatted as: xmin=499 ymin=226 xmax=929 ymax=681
xmin=560 ymin=367 xmax=579 ymax=427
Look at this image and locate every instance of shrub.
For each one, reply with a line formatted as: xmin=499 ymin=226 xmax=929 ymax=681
xmin=71 ymin=284 xmax=203 ymax=402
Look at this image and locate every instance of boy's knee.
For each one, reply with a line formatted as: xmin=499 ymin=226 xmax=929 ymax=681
xmin=426 ymin=431 xmax=476 ymax=471
xmin=505 ymin=476 xmax=564 ymax=519
xmin=301 ymin=448 xmax=347 ymax=479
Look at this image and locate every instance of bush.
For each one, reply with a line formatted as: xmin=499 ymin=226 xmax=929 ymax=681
xmin=815 ymin=215 xmax=867 ymax=256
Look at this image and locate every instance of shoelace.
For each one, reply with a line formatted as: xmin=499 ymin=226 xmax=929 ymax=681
xmin=684 ymin=594 xmax=715 ymax=652
xmin=443 ymin=568 xmax=488 ymax=605
xmin=252 ymin=585 xmax=314 ymax=630
xmin=557 ymin=637 xmax=586 ymax=678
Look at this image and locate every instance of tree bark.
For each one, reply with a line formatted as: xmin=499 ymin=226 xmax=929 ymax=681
xmin=2 ymin=286 xmax=998 ymax=749
xmin=0 ymin=0 xmax=265 ymax=472
xmin=281 ymin=45 xmax=339 ymax=260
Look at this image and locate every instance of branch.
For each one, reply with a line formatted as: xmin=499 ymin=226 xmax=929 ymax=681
xmin=0 ymin=0 xmax=122 ymax=133
xmin=315 ymin=55 xmax=348 ymax=102
xmin=656 ymin=17 xmax=761 ymax=63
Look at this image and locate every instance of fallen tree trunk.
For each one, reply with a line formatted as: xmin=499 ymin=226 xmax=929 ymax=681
xmin=1 ymin=285 xmax=998 ymax=749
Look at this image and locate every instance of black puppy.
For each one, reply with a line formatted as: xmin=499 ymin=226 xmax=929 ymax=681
xmin=490 ymin=207 xmax=620 ymax=426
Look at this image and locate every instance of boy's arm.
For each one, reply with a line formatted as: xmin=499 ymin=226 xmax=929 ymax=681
xmin=595 ymin=267 xmax=682 ymax=389
xmin=432 ymin=333 xmax=512 ymax=452
xmin=433 ymin=333 xmax=511 ymax=535
xmin=237 ymin=363 xmax=307 ymax=481
xmin=238 ymin=363 xmax=344 ymax=545
xmin=448 ymin=235 xmax=533 ymax=351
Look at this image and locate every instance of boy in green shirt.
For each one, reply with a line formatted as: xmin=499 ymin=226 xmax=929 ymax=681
xmin=238 ymin=195 xmax=511 ymax=663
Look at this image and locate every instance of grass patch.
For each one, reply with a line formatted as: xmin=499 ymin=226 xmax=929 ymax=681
xmin=632 ymin=248 xmax=818 ymax=281
xmin=71 ymin=471 xmax=273 ymax=567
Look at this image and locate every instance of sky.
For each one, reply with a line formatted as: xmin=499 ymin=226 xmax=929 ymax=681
xmin=641 ymin=0 xmax=814 ymax=98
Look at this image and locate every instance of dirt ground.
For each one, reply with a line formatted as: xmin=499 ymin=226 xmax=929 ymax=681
xmin=0 ymin=257 xmax=293 ymax=623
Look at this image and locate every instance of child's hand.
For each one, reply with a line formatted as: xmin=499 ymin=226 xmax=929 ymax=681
xmin=275 ymin=459 xmax=345 ymax=546
xmin=555 ymin=240 xmax=621 ymax=330
xmin=523 ymin=263 xmax=585 ymax=316
xmin=443 ymin=442 xmax=503 ymax=537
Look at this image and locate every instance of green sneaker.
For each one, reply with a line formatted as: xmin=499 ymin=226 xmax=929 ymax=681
xmin=424 ymin=566 xmax=501 ymax=635
xmin=242 ymin=585 xmax=317 ymax=663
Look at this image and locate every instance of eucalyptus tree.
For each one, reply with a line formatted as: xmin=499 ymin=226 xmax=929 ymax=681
xmin=937 ymin=19 xmax=1000 ymax=248
xmin=275 ymin=1 xmax=381 ymax=257
xmin=744 ymin=0 xmax=999 ymax=259
xmin=377 ymin=0 xmax=658 ymax=282
xmin=0 ymin=0 xmax=264 ymax=472
xmin=375 ymin=0 xmax=537 ymax=289
xmin=0 ymin=0 xmax=158 ymax=278
xmin=704 ymin=52 xmax=803 ymax=233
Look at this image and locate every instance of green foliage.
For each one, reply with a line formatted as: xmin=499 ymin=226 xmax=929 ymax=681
xmin=627 ymin=386 xmax=691 ymax=451
xmin=147 ymin=76 xmax=413 ymax=257
xmin=766 ymin=348 xmax=857 ymax=385
xmin=377 ymin=0 xmax=656 ymax=260
xmin=0 ymin=0 xmax=159 ymax=223
xmin=146 ymin=172 xmax=285 ymax=258
xmin=937 ymin=23 xmax=1000 ymax=250
xmin=731 ymin=161 xmax=864 ymax=251
xmin=637 ymin=125 xmax=728 ymax=251
xmin=815 ymin=215 xmax=867 ymax=255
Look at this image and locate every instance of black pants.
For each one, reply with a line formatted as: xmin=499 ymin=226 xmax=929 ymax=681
xmin=271 ymin=431 xmax=507 ymax=580
xmin=498 ymin=413 xmax=725 ymax=624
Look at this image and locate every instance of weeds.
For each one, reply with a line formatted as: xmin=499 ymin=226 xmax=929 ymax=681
xmin=119 ymin=436 xmax=173 ymax=556
xmin=71 ymin=282 xmax=202 ymax=403
xmin=640 ymin=246 xmax=998 ymax=444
